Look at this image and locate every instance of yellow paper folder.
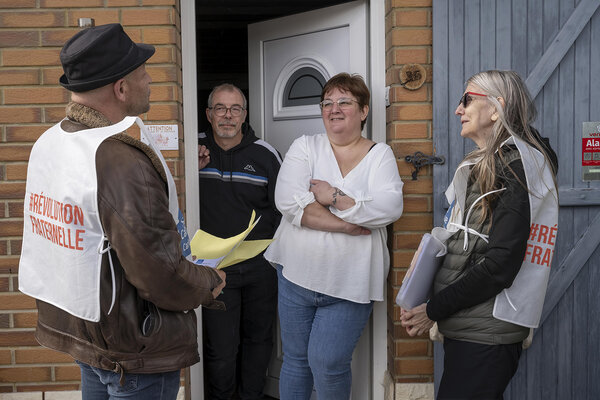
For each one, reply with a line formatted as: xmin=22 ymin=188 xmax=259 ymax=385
xmin=189 ymin=210 xmax=273 ymax=269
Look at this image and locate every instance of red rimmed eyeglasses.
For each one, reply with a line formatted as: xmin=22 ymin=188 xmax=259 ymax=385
xmin=458 ymin=91 xmax=487 ymax=108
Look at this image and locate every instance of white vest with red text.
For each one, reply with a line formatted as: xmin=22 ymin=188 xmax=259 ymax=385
xmin=18 ymin=116 xmax=189 ymax=322
xmin=444 ymin=135 xmax=559 ymax=328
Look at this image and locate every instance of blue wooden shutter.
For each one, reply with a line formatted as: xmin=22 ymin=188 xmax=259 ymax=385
xmin=433 ymin=0 xmax=600 ymax=398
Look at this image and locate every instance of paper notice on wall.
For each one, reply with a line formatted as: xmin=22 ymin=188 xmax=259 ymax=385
xmin=582 ymin=122 xmax=600 ymax=181
xmin=141 ymin=125 xmax=179 ymax=151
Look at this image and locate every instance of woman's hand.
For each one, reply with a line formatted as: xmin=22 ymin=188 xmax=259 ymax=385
xmin=400 ymin=303 xmax=434 ymax=337
xmin=310 ymin=179 xmax=355 ymax=210
xmin=309 ymin=179 xmax=335 ymax=206
xmin=198 ymin=145 xmax=211 ymax=170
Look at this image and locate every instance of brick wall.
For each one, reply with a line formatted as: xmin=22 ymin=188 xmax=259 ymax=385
xmin=385 ymin=0 xmax=435 ymax=387
xmin=0 ymin=0 xmax=183 ymax=394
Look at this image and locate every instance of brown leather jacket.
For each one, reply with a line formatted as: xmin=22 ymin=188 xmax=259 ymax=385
xmin=34 ymin=103 xmax=224 ymax=376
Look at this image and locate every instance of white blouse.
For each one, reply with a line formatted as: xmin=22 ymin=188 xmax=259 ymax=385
xmin=264 ymin=134 xmax=404 ymax=303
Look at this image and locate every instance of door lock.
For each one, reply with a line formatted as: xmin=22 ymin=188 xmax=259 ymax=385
xmin=405 ymin=152 xmax=445 ymax=180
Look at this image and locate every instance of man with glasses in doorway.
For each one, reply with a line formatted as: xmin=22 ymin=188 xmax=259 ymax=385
xmin=198 ymin=83 xmax=282 ymax=399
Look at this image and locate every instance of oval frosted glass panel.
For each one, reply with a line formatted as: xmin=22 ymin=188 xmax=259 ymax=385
xmin=282 ymin=67 xmax=326 ymax=107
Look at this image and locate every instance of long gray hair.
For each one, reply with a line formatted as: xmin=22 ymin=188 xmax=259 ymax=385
xmin=463 ymin=70 xmax=556 ymax=223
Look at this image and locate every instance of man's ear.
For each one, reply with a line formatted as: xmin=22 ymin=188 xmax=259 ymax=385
xmin=112 ymin=78 xmax=127 ymax=102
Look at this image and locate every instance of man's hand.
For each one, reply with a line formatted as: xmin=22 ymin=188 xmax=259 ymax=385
xmin=198 ymin=145 xmax=210 ymax=170
xmin=211 ymin=269 xmax=226 ymax=299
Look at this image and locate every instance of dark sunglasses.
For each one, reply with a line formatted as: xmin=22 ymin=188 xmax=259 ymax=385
xmin=458 ymin=91 xmax=487 ymax=108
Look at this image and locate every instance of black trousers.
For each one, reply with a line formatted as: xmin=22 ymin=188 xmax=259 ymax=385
xmin=438 ymin=337 xmax=522 ymax=400
xmin=202 ymin=259 xmax=278 ymax=400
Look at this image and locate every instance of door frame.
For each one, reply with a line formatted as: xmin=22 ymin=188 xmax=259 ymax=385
xmin=181 ymin=1 xmax=387 ymax=398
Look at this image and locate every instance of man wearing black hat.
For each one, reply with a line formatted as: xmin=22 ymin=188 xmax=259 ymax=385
xmin=18 ymin=23 xmax=226 ymax=399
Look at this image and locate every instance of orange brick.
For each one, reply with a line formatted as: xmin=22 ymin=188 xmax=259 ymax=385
xmin=391 ymin=28 xmax=432 ymax=46
xmin=395 ymin=9 xmax=430 ymax=26
xmin=42 ymin=67 xmax=65 ymax=85
xmin=0 ymin=69 xmax=40 ymax=86
xmin=10 ymin=239 xmax=22 ymax=256
xmin=394 ymin=232 xmax=423 ymax=249
xmin=41 ymin=0 xmax=104 ymax=6
xmin=0 ymin=366 xmax=51 ymax=382
xmin=0 ymin=182 xmax=26 ymax=199
xmin=147 ymin=104 xmax=179 ymax=121
xmin=150 ymin=85 xmax=177 ymax=101
xmin=393 ymin=250 xmax=416 ymax=268
xmin=13 ymin=312 xmax=37 ymax=329
xmin=150 ymin=46 xmax=176 ymax=64
xmin=2 ymin=0 xmax=37 ymax=7
xmin=17 ymin=383 xmax=81 ymax=392
xmin=395 ymin=340 xmax=429 ymax=357
xmin=390 ymin=85 xmax=428 ymax=102
xmin=389 ymin=268 xmax=408 ymax=286
xmin=0 ymin=11 xmax=65 ymax=28
xmin=5 ymin=125 xmax=47 ymax=142
xmin=0 ymin=107 xmax=42 ymax=124
xmin=0 ymin=31 xmax=39 ymax=47
xmin=0 ymin=293 xmax=36 ymax=310
xmin=402 ymin=196 xmax=431 ymax=212
xmin=387 ymin=122 xmax=429 ymax=140
xmin=143 ymin=27 xmax=177 ymax=44
xmin=41 ymin=29 xmax=79 ymax=46
xmin=55 ymin=365 xmax=81 ymax=381
xmin=0 ymin=220 xmax=23 ymax=236
xmin=393 ymin=214 xmax=432 ymax=231
xmin=2 ymin=49 xmax=61 ymax=67
xmin=122 ymin=8 xmax=174 ymax=25
xmin=0 ymin=145 xmax=32 ymax=162
xmin=391 ymin=141 xmax=433 ymax=159
xmin=44 ymin=106 xmax=68 ymax=123
xmin=0 ymin=331 xmax=37 ymax=347
xmin=392 ymin=0 xmax=432 ymax=6
xmin=15 ymin=348 xmax=73 ymax=364
xmin=8 ymin=201 xmax=25 ymax=218
xmin=393 ymin=47 xmax=430 ymax=64
xmin=107 ymin=0 xmax=138 ymax=5
xmin=148 ymin=65 xmax=178 ymax=83
xmin=4 ymin=87 xmax=69 ymax=105
xmin=67 ymin=9 xmax=120 ymax=27
xmin=402 ymin=178 xmax=432 ymax=195
xmin=6 ymin=164 xmax=28 ymax=181
xmin=0 ymin=257 xmax=20 ymax=274
xmin=142 ymin=0 xmax=176 ymax=4
xmin=394 ymin=359 xmax=433 ymax=375
xmin=0 ymin=350 xmax=10 ymax=365
xmin=389 ymin=104 xmax=432 ymax=121
xmin=0 ymin=314 xmax=9 ymax=330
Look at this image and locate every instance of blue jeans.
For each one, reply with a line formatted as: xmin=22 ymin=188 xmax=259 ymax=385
xmin=276 ymin=266 xmax=373 ymax=400
xmin=77 ymin=361 xmax=180 ymax=400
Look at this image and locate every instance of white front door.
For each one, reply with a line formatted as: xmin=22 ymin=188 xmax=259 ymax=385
xmin=248 ymin=2 xmax=372 ymax=399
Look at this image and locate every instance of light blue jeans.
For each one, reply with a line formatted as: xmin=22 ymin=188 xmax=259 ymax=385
xmin=276 ymin=266 xmax=373 ymax=400
xmin=77 ymin=361 xmax=180 ymax=400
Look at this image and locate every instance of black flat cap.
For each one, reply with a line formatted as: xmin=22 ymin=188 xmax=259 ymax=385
xmin=59 ymin=23 xmax=155 ymax=92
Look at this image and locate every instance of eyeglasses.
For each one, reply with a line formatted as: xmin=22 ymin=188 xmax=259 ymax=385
xmin=458 ymin=91 xmax=487 ymax=108
xmin=319 ymin=98 xmax=359 ymax=111
xmin=209 ymin=104 xmax=245 ymax=117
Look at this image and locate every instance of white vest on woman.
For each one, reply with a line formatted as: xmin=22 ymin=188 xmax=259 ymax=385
xmin=444 ymin=135 xmax=558 ymax=328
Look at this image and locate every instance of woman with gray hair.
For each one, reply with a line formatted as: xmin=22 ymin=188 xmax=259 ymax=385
xmin=400 ymin=70 xmax=559 ymax=399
